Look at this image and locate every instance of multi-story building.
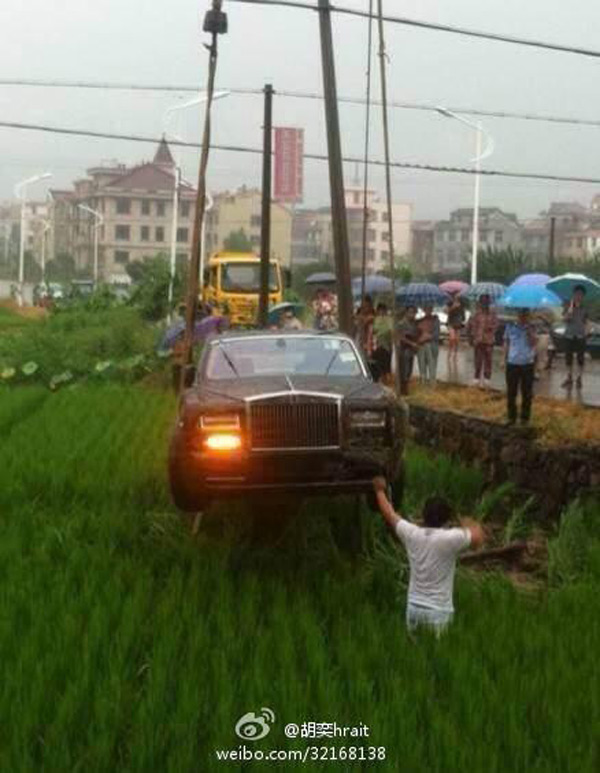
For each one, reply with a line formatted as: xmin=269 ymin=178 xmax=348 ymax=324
xmin=343 ymin=186 xmax=413 ymax=274
xmin=0 ymin=200 xmax=50 ymax=269
xmin=49 ymin=139 xmax=196 ymax=281
xmin=433 ymin=207 xmax=521 ymax=274
xmin=205 ymin=186 xmax=292 ymax=266
xmin=410 ymin=221 xmax=436 ymax=276
xmin=290 ymin=207 xmax=333 ymax=266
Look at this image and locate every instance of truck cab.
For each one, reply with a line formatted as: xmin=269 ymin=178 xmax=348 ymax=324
xmin=203 ymin=252 xmax=284 ymax=326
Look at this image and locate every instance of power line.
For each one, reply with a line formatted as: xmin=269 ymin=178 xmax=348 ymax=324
xmin=229 ymin=0 xmax=600 ymax=60
xmin=2 ymin=119 xmax=600 ymax=186
xmin=2 ymin=78 xmax=600 ymax=130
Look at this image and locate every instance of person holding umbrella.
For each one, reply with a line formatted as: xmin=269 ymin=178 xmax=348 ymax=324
xmin=503 ymin=308 xmax=537 ymax=426
xmin=446 ymin=293 xmax=466 ymax=365
xmin=561 ymin=285 xmax=590 ymax=390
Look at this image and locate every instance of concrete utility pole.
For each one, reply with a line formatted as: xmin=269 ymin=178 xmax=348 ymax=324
xmin=258 ymin=83 xmax=274 ymax=328
xmin=317 ymin=0 xmax=353 ymax=335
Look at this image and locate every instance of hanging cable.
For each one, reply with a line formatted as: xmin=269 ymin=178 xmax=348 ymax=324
xmin=229 ymin=0 xmax=600 ymax=61
xmin=360 ymin=0 xmax=374 ymax=303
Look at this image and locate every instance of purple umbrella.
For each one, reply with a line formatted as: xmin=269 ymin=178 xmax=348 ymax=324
xmin=161 ymin=316 xmax=228 ymax=349
xmin=511 ymin=273 xmax=551 ymax=287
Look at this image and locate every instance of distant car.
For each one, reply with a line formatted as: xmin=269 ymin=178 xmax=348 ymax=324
xmin=552 ymin=322 xmax=600 ymax=360
xmin=33 ymin=282 xmax=64 ymax=304
xmin=169 ymin=330 xmax=407 ymax=513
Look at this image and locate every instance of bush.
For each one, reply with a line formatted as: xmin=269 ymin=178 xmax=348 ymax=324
xmin=0 ymin=306 xmax=162 ymax=388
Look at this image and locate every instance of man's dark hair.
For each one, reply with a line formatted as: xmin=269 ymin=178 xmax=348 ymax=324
xmin=422 ymin=497 xmax=454 ymax=528
xmin=574 ymin=284 xmax=587 ymax=295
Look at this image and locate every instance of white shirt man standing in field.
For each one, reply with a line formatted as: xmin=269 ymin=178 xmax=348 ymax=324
xmin=372 ymin=477 xmax=484 ymax=635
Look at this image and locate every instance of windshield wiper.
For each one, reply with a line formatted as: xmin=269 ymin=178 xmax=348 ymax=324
xmin=324 ymin=349 xmax=340 ymax=375
xmin=218 ymin=344 xmax=240 ymax=378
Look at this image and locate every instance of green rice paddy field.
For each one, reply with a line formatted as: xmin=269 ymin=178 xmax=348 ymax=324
xmin=0 ymin=384 xmax=598 ymax=772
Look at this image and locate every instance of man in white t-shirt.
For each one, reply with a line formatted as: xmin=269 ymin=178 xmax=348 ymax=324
xmin=373 ymin=477 xmax=485 ymax=635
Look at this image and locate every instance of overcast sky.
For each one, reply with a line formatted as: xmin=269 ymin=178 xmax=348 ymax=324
xmin=1 ymin=0 xmax=600 ymax=220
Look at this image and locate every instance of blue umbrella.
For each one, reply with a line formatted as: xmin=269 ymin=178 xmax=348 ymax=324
xmin=461 ymin=282 xmax=506 ymax=302
xmin=497 ymin=284 xmax=562 ymax=310
xmin=397 ymin=282 xmax=450 ymax=307
xmin=351 ymin=275 xmax=393 ymax=296
xmin=546 ymin=273 xmax=600 ymax=302
xmin=512 ymin=273 xmax=551 ymax=287
xmin=305 ymin=271 xmax=336 ymax=286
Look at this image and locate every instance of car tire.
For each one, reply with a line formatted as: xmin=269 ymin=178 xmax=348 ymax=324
xmin=168 ymin=447 xmax=208 ymax=514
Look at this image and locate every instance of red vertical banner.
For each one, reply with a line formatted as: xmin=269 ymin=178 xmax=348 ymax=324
xmin=274 ymin=127 xmax=304 ymax=203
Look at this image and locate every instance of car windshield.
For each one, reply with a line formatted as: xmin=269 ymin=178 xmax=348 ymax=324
xmin=205 ymin=337 xmax=364 ymax=380
xmin=220 ymin=263 xmax=279 ymax=294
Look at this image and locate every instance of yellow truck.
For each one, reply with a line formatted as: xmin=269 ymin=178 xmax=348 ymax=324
xmin=203 ymin=252 xmax=284 ymax=326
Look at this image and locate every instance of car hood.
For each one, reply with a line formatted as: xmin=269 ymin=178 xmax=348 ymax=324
xmin=193 ymin=375 xmax=384 ymax=403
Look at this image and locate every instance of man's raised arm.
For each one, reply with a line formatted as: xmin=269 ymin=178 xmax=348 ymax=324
xmin=372 ymin=477 xmax=401 ymax=531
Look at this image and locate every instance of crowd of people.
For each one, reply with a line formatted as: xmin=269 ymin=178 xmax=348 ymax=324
xmin=170 ymin=281 xmax=594 ymax=427
xmin=352 ymin=283 xmax=594 ymax=425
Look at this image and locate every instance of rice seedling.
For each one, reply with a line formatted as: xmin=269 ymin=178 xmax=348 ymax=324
xmin=0 ymin=384 xmax=597 ymax=772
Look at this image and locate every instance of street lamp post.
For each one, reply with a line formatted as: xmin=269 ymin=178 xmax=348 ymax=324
xmin=15 ymin=172 xmax=52 ymax=306
xmin=163 ymin=91 xmax=229 ymax=319
xmin=78 ymin=204 xmax=104 ymax=287
xmin=40 ymin=219 xmax=52 ymax=285
xmin=436 ymin=108 xmax=494 ymax=284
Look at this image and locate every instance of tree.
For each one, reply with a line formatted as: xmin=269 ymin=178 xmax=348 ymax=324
xmin=127 ymin=254 xmax=188 ymax=320
xmin=223 ymin=229 xmax=252 ymax=252
xmin=474 ymin=246 xmax=531 ymax=285
xmin=45 ymin=253 xmax=79 ymax=283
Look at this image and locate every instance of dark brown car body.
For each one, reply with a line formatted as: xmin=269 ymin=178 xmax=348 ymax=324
xmin=168 ymin=331 xmax=406 ymax=512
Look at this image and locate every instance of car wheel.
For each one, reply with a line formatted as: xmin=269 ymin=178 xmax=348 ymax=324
xmin=168 ymin=450 xmax=208 ymax=513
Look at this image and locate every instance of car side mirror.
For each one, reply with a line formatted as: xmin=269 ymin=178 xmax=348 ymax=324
xmin=183 ymin=364 xmax=196 ymax=388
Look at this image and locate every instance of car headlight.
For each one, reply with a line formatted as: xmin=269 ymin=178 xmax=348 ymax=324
xmin=349 ymin=410 xmax=387 ymax=429
xmin=199 ymin=413 xmax=241 ymax=430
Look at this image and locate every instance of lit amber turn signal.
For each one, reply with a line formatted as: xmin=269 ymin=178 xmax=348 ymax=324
xmin=205 ymin=433 xmax=242 ymax=452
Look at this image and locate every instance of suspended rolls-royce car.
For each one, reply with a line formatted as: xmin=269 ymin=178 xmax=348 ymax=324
xmin=168 ymin=330 xmax=406 ymax=512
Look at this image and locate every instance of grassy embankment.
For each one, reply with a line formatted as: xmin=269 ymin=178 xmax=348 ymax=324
xmin=409 ymin=381 xmax=600 ymax=446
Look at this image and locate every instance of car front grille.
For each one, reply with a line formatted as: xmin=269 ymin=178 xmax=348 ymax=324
xmin=250 ymin=401 xmax=340 ymax=450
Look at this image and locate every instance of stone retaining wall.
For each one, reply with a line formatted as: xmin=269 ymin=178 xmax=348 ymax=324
xmin=409 ymin=404 xmax=600 ymax=517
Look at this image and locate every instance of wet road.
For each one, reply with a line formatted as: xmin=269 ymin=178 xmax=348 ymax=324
xmin=434 ymin=344 xmax=600 ymax=408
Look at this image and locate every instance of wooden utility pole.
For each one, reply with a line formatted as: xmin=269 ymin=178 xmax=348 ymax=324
xmin=317 ymin=0 xmax=353 ymax=335
xmin=258 ymin=83 xmax=274 ymax=328
xmin=179 ymin=0 xmax=227 ymax=392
